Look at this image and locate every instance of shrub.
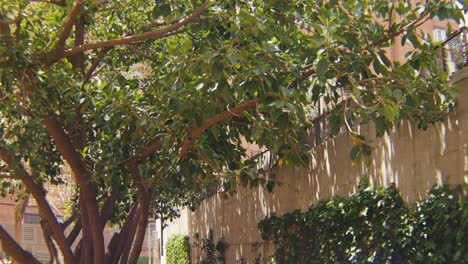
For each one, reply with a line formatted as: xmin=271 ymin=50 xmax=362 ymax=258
xmin=258 ymin=184 xmax=468 ymax=264
xmin=166 ymin=234 xmax=191 ymax=264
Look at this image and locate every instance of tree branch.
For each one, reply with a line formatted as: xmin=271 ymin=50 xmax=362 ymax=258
xmin=44 ymin=106 xmax=104 ymax=264
xmin=29 ymin=0 xmax=66 ymax=6
xmin=66 ymin=218 xmax=81 ymax=247
xmin=370 ymin=9 xmax=432 ymax=47
xmin=106 ymin=202 xmax=138 ymax=264
xmin=14 ymin=193 xmax=29 ymax=253
xmin=61 ymin=210 xmax=79 ymax=230
xmin=83 ymin=47 xmax=111 ymax=84
xmin=40 ymin=219 xmax=59 ymax=264
xmin=118 ymin=203 xmax=141 ymax=264
xmin=107 ymin=202 xmax=140 ymax=264
xmin=55 ymin=0 xmax=85 ymax=55
xmin=133 ymin=136 xmax=163 ymax=163
xmin=43 ymin=116 xmax=90 ymax=185
xmin=78 ymin=190 xmax=93 ymax=264
xmin=0 ymin=146 xmax=76 ymax=263
xmin=179 ymin=99 xmax=259 ymax=157
xmin=0 ymin=225 xmax=42 ymax=264
xmin=61 ymin=0 xmax=210 ymax=58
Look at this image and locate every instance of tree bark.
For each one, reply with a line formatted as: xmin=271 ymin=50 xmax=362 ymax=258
xmin=79 ymin=189 xmax=93 ymax=264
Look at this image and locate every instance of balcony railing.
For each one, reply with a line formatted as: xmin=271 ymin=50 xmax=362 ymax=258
xmin=309 ymin=27 xmax=468 ymax=147
xmin=435 ymin=26 xmax=468 ymax=76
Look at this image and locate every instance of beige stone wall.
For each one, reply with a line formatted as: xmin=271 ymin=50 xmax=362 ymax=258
xmin=188 ymin=68 xmax=468 ymax=263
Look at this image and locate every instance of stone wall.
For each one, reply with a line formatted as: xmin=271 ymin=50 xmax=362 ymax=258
xmin=188 ymin=68 xmax=468 ymax=263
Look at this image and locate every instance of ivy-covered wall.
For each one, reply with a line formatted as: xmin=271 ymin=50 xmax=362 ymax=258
xmin=188 ymin=69 xmax=468 ymax=263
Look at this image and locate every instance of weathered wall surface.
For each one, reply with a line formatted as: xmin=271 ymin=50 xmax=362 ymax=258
xmin=188 ymin=68 xmax=468 ymax=263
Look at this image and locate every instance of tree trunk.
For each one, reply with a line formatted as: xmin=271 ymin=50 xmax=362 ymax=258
xmin=83 ymin=183 xmax=105 ymax=264
xmin=116 ymin=202 xmax=142 ymax=264
xmin=79 ymin=190 xmax=93 ymax=264
xmin=128 ymin=191 xmax=152 ymax=264
xmin=106 ymin=202 xmax=138 ymax=264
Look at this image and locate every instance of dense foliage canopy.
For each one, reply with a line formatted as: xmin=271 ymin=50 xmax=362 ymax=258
xmin=0 ymin=0 xmax=464 ymax=263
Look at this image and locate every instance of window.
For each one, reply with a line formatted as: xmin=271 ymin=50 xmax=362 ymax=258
xmin=433 ymin=28 xmax=447 ymax=43
xmin=24 ymin=213 xmax=40 ymax=224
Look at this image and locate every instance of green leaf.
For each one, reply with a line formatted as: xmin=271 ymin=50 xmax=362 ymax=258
xmin=350 ymin=146 xmax=360 ymax=160
xmin=181 ymin=38 xmax=193 ymax=51
xmin=152 ymin=4 xmax=171 ymax=19
xmin=362 ymin=144 xmax=372 ymax=156
xmin=392 ymin=89 xmax=403 ymax=101
xmin=316 ymin=59 xmax=329 ymax=81
xmin=266 ymin=180 xmax=275 ymax=193
xmin=382 ymin=101 xmax=398 ymax=122
xmin=277 ymin=112 xmax=289 ymax=130
xmin=375 ymin=116 xmax=386 ymax=137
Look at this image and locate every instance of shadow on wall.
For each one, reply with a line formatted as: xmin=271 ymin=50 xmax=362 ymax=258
xmin=188 ymin=69 xmax=468 ymax=263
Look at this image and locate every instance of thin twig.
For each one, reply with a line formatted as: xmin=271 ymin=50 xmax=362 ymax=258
xmin=82 ymin=47 xmax=111 ymax=84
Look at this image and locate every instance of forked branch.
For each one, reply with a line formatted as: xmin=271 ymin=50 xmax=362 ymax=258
xmin=56 ymin=0 xmax=85 ymax=54
xmin=370 ymin=8 xmax=432 ymax=47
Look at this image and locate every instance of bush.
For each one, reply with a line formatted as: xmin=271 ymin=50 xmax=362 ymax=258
xmin=166 ymin=234 xmax=191 ymax=264
xmin=258 ymin=184 xmax=468 ymax=264
xmin=137 ymin=256 xmax=149 ymax=264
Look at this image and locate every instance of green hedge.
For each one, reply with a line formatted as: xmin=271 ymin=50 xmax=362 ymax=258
xmin=166 ymin=234 xmax=191 ymax=264
xmin=137 ymin=256 xmax=149 ymax=264
xmin=258 ymin=184 xmax=468 ymax=264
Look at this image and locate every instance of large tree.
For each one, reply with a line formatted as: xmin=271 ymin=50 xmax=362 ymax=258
xmin=0 ymin=0 xmax=464 ymax=263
